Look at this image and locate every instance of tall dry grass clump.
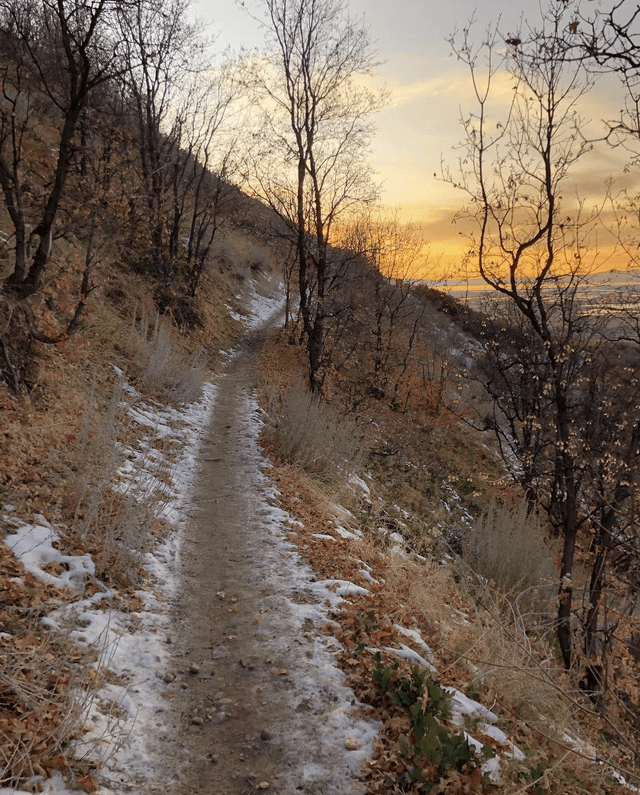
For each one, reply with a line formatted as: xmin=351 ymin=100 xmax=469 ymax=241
xmin=211 ymin=232 xmax=273 ymax=279
xmin=265 ymin=376 xmax=364 ymax=482
xmin=462 ymin=499 xmax=557 ymax=624
xmin=69 ymin=379 xmax=154 ymax=585
xmin=66 ymin=304 xmax=207 ymax=586
xmin=133 ymin=309 xmax=206 ymax=404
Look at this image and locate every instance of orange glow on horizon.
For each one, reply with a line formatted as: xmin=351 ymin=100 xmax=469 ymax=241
xmin=410 ymin=233 xmax=638 ymax=284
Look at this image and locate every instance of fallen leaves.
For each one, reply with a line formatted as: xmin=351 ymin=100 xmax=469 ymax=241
xmin=0 ymin=625 xmax=86 ymax=790
xmin=0 ymin=534 xmax=99 ymax=792
xmin=264 ymin=458 xmax=505 ymax=795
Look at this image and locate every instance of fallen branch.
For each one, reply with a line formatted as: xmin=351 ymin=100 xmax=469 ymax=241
xmin=18 ymin=300 xmax=62 ymax=344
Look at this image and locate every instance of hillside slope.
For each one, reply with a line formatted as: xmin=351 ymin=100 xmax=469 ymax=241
xmin=2 ymin=256 xmax=639 ymax=794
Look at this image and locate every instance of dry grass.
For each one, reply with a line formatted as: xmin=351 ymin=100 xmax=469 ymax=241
xmin=267 ymin=455 xmax=633 ymax=793
xmin=265 ymin=375 xmax=364 ymax=481
xmin=258 ymin=337 xmax=364 ymax=482
xmin=0 ymin=546 xmax=95 ymax=792
xmin=211 ymin=230 xmax=274 ymax=280
xmin=462 ymin=500 xmax=558 ymax=623
xmin=372 ymin=510 xmax=604 ymax=789
xmin=0 ymin=632 xmax=83 ymax=789
xmin=256 ymin=331 xmax=639 ymax=794
xmin=68 ymin=372 xmax=180 ymax=588
xmin=132 ymin=310 xmax=207 ymax=405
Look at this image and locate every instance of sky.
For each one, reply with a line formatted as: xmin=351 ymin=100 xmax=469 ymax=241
xmin=196 ymin=0 xmax=635 ymax=276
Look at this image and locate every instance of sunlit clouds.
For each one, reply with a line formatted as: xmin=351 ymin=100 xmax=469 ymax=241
xmin=201 ymin=0 xmax=640 ymax=277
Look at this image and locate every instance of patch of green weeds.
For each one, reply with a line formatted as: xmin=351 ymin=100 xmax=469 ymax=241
xmin=455 ymin=476 xmax=476 ymax=498
xmin=0 ymin=612 xmax=18 ymax=632
xmin=371 ymin=652 xmax=493 ymax=792
xmin=358 ymin=610 xmax=380 ymax=635
xmin=127 ymin=254 xmax=152 ymax=275
xmin=524 ymin=761 xmax=548 ymax=794
xmin=465 ymin=681 xmax=482 ymax=702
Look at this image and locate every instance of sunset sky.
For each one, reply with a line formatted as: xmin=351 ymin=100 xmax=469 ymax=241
xmin=198 ymin=0 xmax=636 ymax=276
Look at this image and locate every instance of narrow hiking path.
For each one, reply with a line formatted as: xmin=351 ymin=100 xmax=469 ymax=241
xmin=135 ymin=310 xmax=377 ymax=795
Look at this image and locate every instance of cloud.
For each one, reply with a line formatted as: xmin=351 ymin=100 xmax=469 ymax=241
xmin=383 ymin=64 xmax=515 ymax=110
xmin=386 ymin=76 xmax=457 ymax=108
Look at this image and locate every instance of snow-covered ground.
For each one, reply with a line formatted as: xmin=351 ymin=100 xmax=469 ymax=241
xmin=226 ymin=278 xmax=286 ymax=330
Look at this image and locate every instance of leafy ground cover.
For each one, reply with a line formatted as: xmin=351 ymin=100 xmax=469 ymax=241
xmin=257 ymin=330 xmax=640 ymax=795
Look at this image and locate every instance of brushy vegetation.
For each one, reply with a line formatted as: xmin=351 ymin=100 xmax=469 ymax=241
xmin=461 ymin=500 xmax=558 ymax=622
xmin=260 ymin=327 xmax=640 ymax=794
xmin=266 ymin=375 xmax=364 ymax=481
xmin=135 ymin=313 xmax=207 ymax=405
xmin=0 ymin=567 xmax=87 ymax=790
xmin=212 ymin=232 xmax=275 ymax=280
xmin=370 ymin=651 xmax=495 ymax=791
xmin=69 ymin=379 xmax=153 ymax=586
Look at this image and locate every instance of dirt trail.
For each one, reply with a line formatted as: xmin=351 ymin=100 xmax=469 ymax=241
xmin=142 ymin=314 xmax=374 ymax=795
xmin=168 ymin=323 xmax=290 ymax=793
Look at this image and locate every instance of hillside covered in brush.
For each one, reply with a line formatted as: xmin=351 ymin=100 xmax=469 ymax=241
xmin=1 ymin=0 xmax=640 ymax=793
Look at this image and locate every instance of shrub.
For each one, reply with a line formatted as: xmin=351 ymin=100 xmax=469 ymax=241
xmin=370 ymin=652 xmax=493 ymax=791
xmin=211 ymin=234 xmax=273 ymax=277
xmin=0 ymin=629 xmax=84 ymax=790
xmin=267 ymin=378 xmax=363 ymax=481
xmin=462 ymin=500 xmax=557 ymax=621
xmin=71 ymin=380 xmax=155 ymax=585
xmin=135 ymin=313 xmax=206 ymax=404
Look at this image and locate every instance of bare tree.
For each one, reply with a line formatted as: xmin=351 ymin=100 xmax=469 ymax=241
xmin=446 ymin=8 xmax=640 ymax=690
xmin=117 ymin=0 xmax=208 ymax=283
xmin=108 ymin=0 xmax=242 ymax=308
xmin=0 ymin=0 xmax=133 ymax=391
xmin=177 ymin=71 xmax=240 ymax=298
xmin=0 ymin=0 xmax=125 ymax=299
xmin=240 ymin=0 xmax=385 ymax=391
xmin=335 ymin=213 xmax=427 ymax=408
xmin=563 ymin=0 xmax=640 ymax=165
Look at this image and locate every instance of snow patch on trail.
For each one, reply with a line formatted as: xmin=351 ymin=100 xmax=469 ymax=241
xmin=0 ymin=774 xmax=84 ymax=795
xmin=245 ymin=280 xmax=286 ymax=329
xmin=227 ymin=276 xmax=286 ymax=330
